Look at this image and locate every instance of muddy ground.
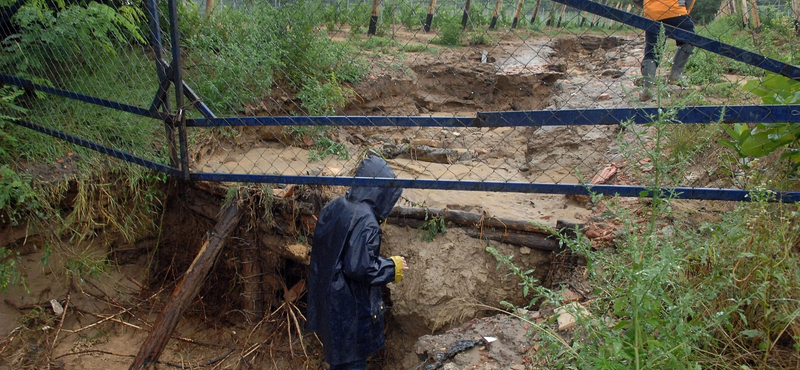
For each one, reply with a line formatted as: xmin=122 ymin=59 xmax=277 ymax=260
xmin=1 ymin=30 xmax=686 ymax=370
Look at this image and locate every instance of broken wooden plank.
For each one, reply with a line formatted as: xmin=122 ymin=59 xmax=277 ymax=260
xmin=130 ymin=198 xmax=244 ymax=370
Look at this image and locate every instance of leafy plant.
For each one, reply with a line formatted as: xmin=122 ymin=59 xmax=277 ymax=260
xmin=298 ymin=73 xmax=352 ymax=116
xmin=486 ymin=245 xmax=542 ymax=306
xmin=0 ymin=165 xmax=39 ymax=226
xmin=419 ymin=212 xmax=446 ymax=242
xmin=431 ymin=17 xmax=464 ymax=47
xmin=720 ymin=74 xmax=800 ymax=170
xmin=0 ymin=246 xmax=23 ymax=291
xmin=2 ymin=2 xmax=145 ymax=74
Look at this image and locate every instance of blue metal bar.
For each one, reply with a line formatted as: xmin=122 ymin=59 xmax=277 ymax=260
xmin=181 ymin=80 xmax=216 ymax=120
xmin=189 ymin=173 xmax=800 ymax=202
xmin=186 ymin=105 xmax=800 ymax=127
xmin=10 ymin=119 xmax=180 ymax=177
xmin=551 ymin=0 xmax=800 ymax=81
xmin=187 ymin=115 xmax=475 ymax=127
xmin=0 ymin=74 xmax=170 ymax=121
xmin=480 ymin=105 xmax=800 ymax=126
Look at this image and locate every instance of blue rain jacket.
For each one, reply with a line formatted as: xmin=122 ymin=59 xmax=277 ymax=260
xmin=306 ymin=156 xmax=403 ymax=365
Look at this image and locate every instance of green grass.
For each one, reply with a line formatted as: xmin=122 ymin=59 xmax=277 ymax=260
xmin=492 ymin=114 xmax=800 ymax=369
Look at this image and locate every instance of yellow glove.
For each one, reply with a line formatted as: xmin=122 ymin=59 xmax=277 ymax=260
xmin=389 ymin=256 xmax=404 ymax=283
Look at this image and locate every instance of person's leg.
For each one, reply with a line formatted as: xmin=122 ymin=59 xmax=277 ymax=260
xmin=330 ymin=358 xmax=367 ymax=370
xmin=664 ymin=15 xmax=695 ymax=82
xmin=640 ymin=29 xmax=660 ymax=101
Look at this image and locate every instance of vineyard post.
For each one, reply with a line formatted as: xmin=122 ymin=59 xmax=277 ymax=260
xmin=368 ymin=0 xmax=382 ymax=35
xmin=490 ymin=0 xmax=504 ymax=29
xmin=512 ymin=0 xmax=525 ymax=28
xmin=424 ymin=0 xmax=438 ymax=32
xmin=462 ymin=0 xmax=472 ymax=28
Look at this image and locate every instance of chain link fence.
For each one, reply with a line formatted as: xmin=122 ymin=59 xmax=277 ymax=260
xmin=2 ymin=0 xmax=799 ymax=203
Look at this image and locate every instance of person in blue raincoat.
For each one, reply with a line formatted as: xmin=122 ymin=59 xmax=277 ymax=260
xmin=306 ymin=155 xmax=409 ymax=370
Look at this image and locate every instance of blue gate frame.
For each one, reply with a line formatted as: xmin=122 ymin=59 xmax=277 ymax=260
xmin=2 ymin=0 xmax=799 ymax=202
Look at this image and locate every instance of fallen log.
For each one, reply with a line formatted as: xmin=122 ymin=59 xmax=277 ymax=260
xmin=130 ymin=197 xmax=244 ymax=370
xmin=387 ymin=207 xmax=585 ymax=251
xmin=464 ymin=229 xmax=561 ymax=251
xmin=389 ymin=206 xmax=554 ymax=235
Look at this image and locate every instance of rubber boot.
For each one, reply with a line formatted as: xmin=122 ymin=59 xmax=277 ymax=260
xmin=668 ymin=44 xmax=694 ymax=84
xmin=639 ymin=59 xmax=657 ymax=102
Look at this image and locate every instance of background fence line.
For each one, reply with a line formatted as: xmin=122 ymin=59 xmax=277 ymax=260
xmin=2 ymin=0 xmax=799 ymax=202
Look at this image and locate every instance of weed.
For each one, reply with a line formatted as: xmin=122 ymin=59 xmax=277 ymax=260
xmin=298 ymin=73 xmax=352 ymax=116
xmin=468 ymin=31 xmax=492 ymax=46
xmin=431 ymin=17 xmax=464 ymax=47
xmin=0 ymin=165 xmax=40 ymax=226
xmin=419 ymin=212 xmax=446 ymax=242
xmin=64 ymin=249 xmax=109 ymax=283
xmin=365 ymin=36 xmax=401 ymax=49
xmin=398 ymin=2 xmax=425 ymax=29
xmin=399 ymin=43 xmax=438 ymax=54
xmin=309 ymin=136 xmax=350 ymax=162
xmin=0 ymin=247 xmax=23 ymax=291
xmin=486 ymin=246 xmax=542 ymax=307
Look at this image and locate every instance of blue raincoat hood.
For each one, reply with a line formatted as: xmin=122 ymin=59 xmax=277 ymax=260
xmin=346 ymin=156 xmax=403 ymax=222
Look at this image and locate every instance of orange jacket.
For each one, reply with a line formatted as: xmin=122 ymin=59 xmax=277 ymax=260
xmin=643 ymin=0 xmax=694 ymax=21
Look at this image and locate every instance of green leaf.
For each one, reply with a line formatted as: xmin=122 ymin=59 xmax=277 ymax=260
xmin=739 ymin=131 xmax=791 ymax=157
xmin=739 ymin=329 xmax=763 ymax=338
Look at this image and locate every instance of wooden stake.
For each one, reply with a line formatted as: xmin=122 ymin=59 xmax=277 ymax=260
xmin=556 ymin=3 xmax=567 ymax=27
xmin=608 ymin=2 xmax=622 ymax=28
xmin=793 ymin=0 xmax=800 ymax=34
xmin=512 ymin=0 xmax=525 ymax=28
xmin=529 ymin=0 xmax=543 ymax=25
xmin=740 ymin=0 xmax=750 ymax=28
xmin=590 ymin=9 xmax=599 ymax=27
xmin=490 ymin=0 xmax=503 ymax=29
xmin=368 ymin=0 xmax=382 ymax=35
xmin=546 ymin=2 xmax=558 ymax=26
xmin=240 ymin=236 xmax=263 ymax=323
xmin=204 ymin=0 xmax=214 ymax=17
xmin=747 ymin=0 xmax=760 ymax=30
xmin=130 ymin=199 xmax=244 ymax=370
xmin=462 ymin=0 xmax=472 ymax=29
xmin=424 ymin=0 xmax=437 ymax=32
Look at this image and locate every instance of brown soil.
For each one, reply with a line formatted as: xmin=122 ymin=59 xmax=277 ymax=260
xmin=2 ymin=30 xmax=663 ymax=370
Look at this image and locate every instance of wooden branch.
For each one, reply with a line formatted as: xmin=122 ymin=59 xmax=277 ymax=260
xmin=130 ymin=198 xmax=244 ymax=370
xmin=260 ymin=236 xmax=311 ymax=265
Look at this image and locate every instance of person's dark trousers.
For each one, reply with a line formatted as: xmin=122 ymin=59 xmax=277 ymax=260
xmin=330 ymin=358 xmax=367 ymax=370
xmin=644 ymin=15 xmax=695 ymax=64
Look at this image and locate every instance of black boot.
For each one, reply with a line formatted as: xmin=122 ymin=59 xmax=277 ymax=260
xmin=669 ymin=44 xmax=693 ymax=84
xmin=640 ymin=59 xmax=657 ymax=102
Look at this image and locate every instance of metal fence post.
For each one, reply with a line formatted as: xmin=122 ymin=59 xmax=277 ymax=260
xmin=145 ymin=0 xmax=179 ymax=168
xmin=169 ymin=0 xmax=190 ymax=181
